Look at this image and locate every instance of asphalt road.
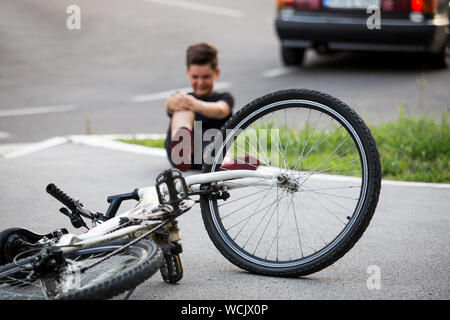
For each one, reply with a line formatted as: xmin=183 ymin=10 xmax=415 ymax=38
xmin=0 ymin=0 xmax=449 ymax=301
xmin=0 ymin=144 xmax=448 ymax=300
xmin=1 ymin=0 xmax=449 ymax=143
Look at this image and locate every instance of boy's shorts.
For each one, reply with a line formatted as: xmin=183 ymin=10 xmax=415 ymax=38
xmin=164 ymin=125 xmax=215 ymax=170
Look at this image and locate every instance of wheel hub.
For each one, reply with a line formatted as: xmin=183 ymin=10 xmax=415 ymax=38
xmin=276 ymin=174 xmax=299 ymax=192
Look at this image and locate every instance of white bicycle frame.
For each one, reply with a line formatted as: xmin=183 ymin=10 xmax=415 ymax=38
xmin=56 ymin=169 xmax=275 ymax=253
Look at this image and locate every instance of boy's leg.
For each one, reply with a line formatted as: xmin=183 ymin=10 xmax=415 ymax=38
xmin=169 ymin=111 xmax=195 ymax=171
xmin=171 ymin=110 xmax=194 ymax=134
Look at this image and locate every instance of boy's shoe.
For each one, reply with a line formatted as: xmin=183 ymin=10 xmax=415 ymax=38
xmin=220 ymin=155 xmax=260 ymax=171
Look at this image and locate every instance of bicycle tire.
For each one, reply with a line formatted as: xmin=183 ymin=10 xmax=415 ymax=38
xmin=0 ymin=239 xmax=163 ymax=300
xmin=200 ymin=88 xmax=381 ymax=277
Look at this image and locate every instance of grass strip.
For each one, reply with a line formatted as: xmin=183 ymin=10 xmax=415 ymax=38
xmin=118 ymin=109 xmax=449 ymax=183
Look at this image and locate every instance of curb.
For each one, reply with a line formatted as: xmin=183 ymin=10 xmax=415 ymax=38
xmin=0 ymin=134 xmax=167 ymax=159
xmin=1 ymin=134 xmax=449 ymax=189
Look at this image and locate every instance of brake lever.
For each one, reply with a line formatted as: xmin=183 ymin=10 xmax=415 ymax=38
xmin=59 ymin=207 xmax=89 ymax=230
xmin=73 ymin=199 xmax=96 ymax=220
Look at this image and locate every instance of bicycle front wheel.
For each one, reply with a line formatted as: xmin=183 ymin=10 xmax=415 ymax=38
xmin=0 ymin=239 xmax=163 ymax=300
xmin=200 ymin=89 xmax=381 ymax=277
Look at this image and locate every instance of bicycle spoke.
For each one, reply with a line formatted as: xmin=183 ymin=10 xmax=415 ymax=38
xmin=292 ymin=125 xmax=335 ymax=172
xmin=218 ymin=188 xmax=269 ymax=208
xmin=301 ymin=189 xmax=360 ymax=201
xmin=301 ymin=186 xmax=351 ymax=223
xmin=291 ymin=195 xmax=304 ymax=258
xmin=252 ymin=188 xmax=288 ymax=256
xmin=242 ymin=188 xmax=288 ymax=250
xmin=305 ymin=185 xmax=361 ymax=192
xmin=265 ymin=191 xmax=295 ymax=260
xmin=288 ymin=109 xmax=318 ymax=171
xmin=271 ymin=112 xmax=289 ymax=170
xmin=226 ymin=185 xmax=282 ymax=232
xmin=307 ymin=135 xmax=353 ymax=173
xmin=295 ymin=116 xmax=336 ymax=171
xmin=293 ymin=192 xmax=330 ymax=248
xmin=221 ymin=192 xmax=277 ymax=220
xmin=232 ymin=183 xmax=278 ymax=240
xmin=250 ymin=122 xmax=273 ymax=167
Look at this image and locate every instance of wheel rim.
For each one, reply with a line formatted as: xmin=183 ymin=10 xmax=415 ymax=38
xmin=0 ymin=245 xmax=149 ymax=300
xmin=208 ymin=99 xmax=369 ymax=269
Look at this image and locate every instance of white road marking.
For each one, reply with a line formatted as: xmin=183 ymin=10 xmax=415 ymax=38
xmin=0 ymin=131 xmax=11 ymax=139
xmin=261 ymin=67 xmax=299 ymax=78
xmin=0 ymin=105 xmax=77 ymax=117
xmin=144 ymin=0 xmax=244 ymax=18
xmin=131 ymin=81 xmax=232 ymax=102
xmin=2 ymin=136 xmax=69 ymax=159
xmin=85 ymin=133 xmax=166 ymax=140
xmin=1 ymin=135 xmax=167 ymax=159
xmin=0 ymin=143 xmax=33 ymax=157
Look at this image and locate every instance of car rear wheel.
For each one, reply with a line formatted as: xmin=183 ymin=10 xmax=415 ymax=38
xmin=281 ymin=46 xmax=305 ymax=66
xmin=429 ymin=37 xmax=449 ymax=69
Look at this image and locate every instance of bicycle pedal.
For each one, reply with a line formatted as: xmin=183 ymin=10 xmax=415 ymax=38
xmin=155 ymin=169 xmax=188 ymax=207
xmin=160 ymin=253 xmax=183 ymax=284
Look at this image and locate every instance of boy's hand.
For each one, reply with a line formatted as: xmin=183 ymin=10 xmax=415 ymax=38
xmin=166 ymin=93 xmax=203 ymax=114
xmin=181 ymin=94 xmax=204 ymax=113
xmin=166 ymin=92 xmax=190 ymax=113
xmin=166 ymin=92 xmax=230 ymax=119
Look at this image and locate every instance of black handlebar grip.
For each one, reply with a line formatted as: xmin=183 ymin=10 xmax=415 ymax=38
xmin=46 ymin=183 xmax=77 ymax=211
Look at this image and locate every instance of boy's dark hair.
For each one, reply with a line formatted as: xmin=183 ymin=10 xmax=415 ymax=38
xmin=186 ymin=42 xmax=218 ymax=70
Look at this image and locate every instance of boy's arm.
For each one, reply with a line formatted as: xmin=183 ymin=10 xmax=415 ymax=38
xmin=184 ymin=94 xmax=231 ymax=119
xmin=195 ymin=100 xmax=231 ymax=119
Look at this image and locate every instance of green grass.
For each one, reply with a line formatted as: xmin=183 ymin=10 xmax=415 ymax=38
xmin=116 ymin=138 xmax=165 ymax=149
xmin=370 ymin=108 xmax=449 ymax=183
xmin=231 ymin=123 xmax=362 ymax=177
xmin=118 ymin=109 xmax=449 ymax=183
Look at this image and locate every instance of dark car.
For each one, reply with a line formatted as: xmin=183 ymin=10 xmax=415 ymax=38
xmin=275 ymin=0 xmax=449 ymax=67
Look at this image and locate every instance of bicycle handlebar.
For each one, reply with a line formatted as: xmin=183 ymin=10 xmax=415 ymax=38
xmin=46 ymin=183 xmax=78 ymax=211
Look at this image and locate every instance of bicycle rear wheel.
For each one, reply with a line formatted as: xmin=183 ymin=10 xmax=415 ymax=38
xmin=0 ymin=239 xmax=163 ymax=300
xmin=200 ymin=89 xmax=381 ymax=277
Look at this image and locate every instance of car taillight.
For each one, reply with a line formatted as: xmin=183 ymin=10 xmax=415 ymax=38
xmin=296 ymin=0 xmax=321 ymax=9
xmin=381 ymin=0 xmax=410 ymax=11
xmin=277 ymin=0 xmax=295 ymax=8
xmin=411 ymin=0 xmax=423 ymax=11
xmin=277 ymin=0 xmax=321 ymax=10
xmin=418 ymin=0 xmax=438 ymax=13
xmin=381 ymin=0 xmax=437 ymax=13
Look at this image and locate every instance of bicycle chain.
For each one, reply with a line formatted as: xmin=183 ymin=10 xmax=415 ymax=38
xmin=79 ymin=220 xmax=169 ymax=273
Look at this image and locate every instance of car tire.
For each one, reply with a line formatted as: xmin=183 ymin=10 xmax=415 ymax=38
xmin=281 ymin=46 xmax=305 ymax=66
xmin=429 ymin=38 xmax=449 ymax=69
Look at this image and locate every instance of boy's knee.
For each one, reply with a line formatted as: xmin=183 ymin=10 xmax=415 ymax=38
xmin=173 ymin=110 xmax=195 ymax=117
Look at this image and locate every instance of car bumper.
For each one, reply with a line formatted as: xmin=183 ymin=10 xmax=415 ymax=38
xmin=276 ymin=13 xmax=449 ymax=53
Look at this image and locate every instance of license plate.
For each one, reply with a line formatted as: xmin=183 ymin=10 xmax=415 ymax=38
xmin=323 ymin=0 xmax=381 ymax=9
